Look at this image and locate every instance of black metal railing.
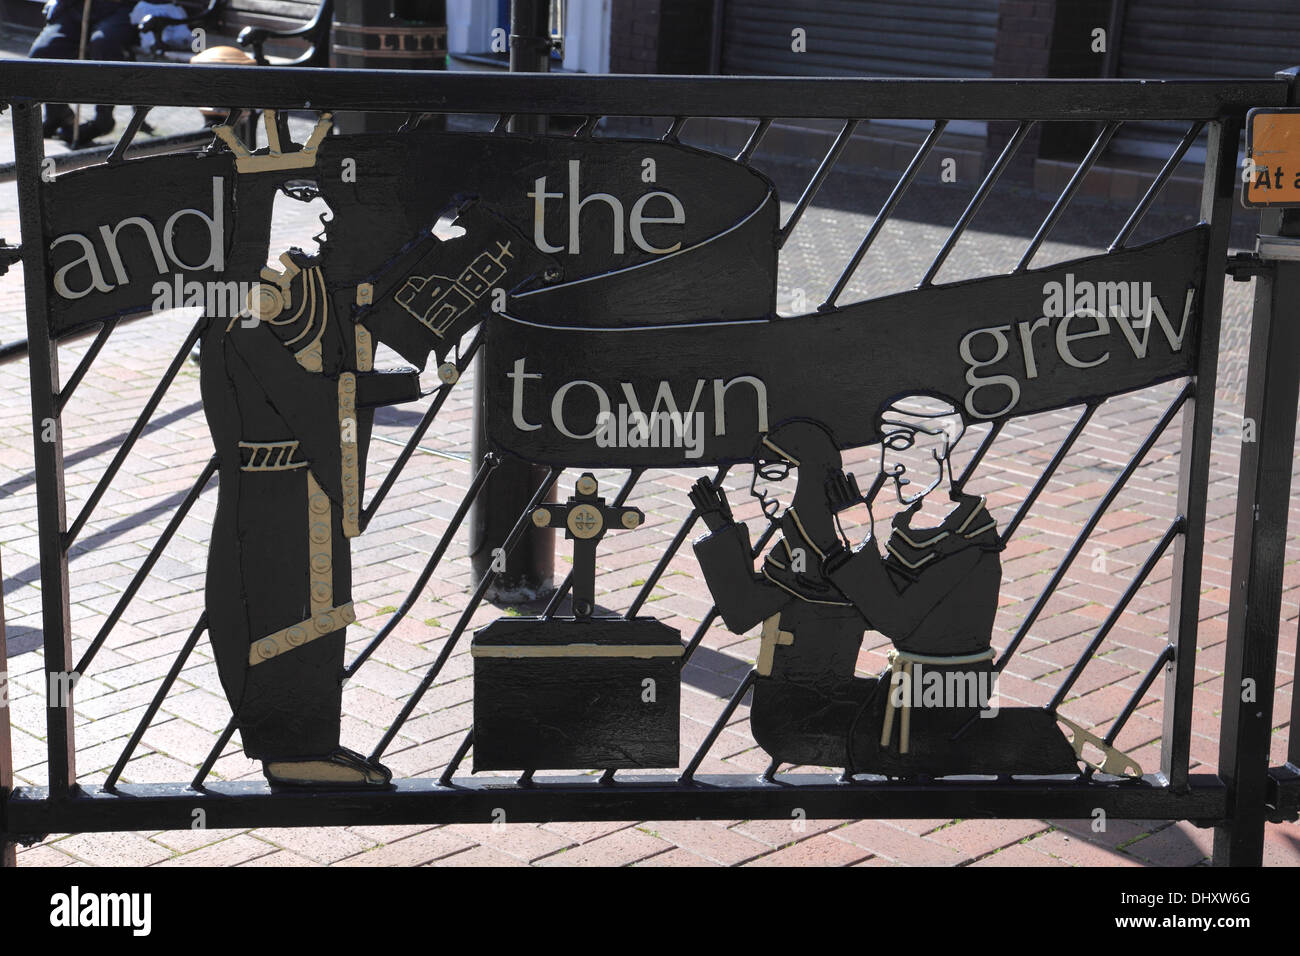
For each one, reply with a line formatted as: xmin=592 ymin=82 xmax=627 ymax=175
xmin=0 ymin=58 xmax=1294 ymax=867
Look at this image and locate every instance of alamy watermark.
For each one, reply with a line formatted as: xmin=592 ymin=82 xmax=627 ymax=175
xmin=594 ymin=405 xmax=706 ymax=459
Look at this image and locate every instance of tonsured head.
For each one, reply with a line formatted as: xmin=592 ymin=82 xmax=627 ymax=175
xmin=876 ymin=394 xmax=966 ymax=505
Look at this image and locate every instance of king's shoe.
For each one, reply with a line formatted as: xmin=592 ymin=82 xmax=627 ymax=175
xmin=263 ymin=747 xmax=393 ymax=788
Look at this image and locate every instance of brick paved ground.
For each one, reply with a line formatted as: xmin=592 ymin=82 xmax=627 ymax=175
xmin=1 ymin=52 xmax=1297 ymax=867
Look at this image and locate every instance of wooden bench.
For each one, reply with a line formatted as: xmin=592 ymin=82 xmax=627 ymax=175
xmin=136 ymin=0 xmax=332 ymax=67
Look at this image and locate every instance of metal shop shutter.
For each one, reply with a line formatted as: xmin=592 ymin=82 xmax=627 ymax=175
xmin=1115 ymin=0 xmax=1300 ymax=157
xmin=720 ymin=0 xmax=998 ymax=79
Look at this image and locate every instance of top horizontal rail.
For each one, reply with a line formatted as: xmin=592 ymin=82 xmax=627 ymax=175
xmin=0 ymin=61 xmax=1288 ymax=120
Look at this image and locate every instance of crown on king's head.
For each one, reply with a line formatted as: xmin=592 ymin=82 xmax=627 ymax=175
xmin=213 ymin=110 xmax=333 ymax=174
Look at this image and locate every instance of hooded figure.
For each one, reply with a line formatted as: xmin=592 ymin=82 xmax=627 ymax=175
xmin=691 ymin=419 xmax=873 ymax=767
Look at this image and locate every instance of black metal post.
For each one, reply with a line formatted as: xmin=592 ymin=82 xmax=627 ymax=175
xmin=468 ymin=0 xmax=556 ymax=601
xmin=1 ymin=547 xmax=14 ymax=868
xmin=1213 ymin=67 xmax=1300 ymax=866
xmin=13 ymin=100 xmax=76 ymax=798
xmin=1160 ymin=113 xmax=1241 ymax=789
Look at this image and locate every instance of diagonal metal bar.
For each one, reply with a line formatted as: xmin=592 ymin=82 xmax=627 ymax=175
xmin=736 ymin=117 xmax=771 ymax=164
xmin=103 ymin=613 xmax=207 ymax=792
xmin=1000 ymin=403 xmax=1098 ymax=545
xmin=1081 ymin=645 xmax=1175 ymax=782
xmin=192 ymin=717 xmax=237 ymax=791
xmin=662 ymin=116 xmax=686 ymax=142
xmin=345 ymin=454 xmax=500 ymax=678
xmin=777 ymin=119 xmax=859 ymax=249
xmin=55 ymin=318 xmax=118 ymax=414
xmin=438 ymin=730 xmax=473 ymax=786
xmin=64 ymin=315 xmax=204 ymax=549
xmin=542 ymin=467 xmax=645 ymax=618
xmin=1110 ymin=120 xmax=1206 ymax=251
xmin=75 ymin=456 xmax=218 ymax=677
xmin=996 ymin=383 xmax=1191 ymax=671
xmin=1016 ymin=121 xmax=1121 ymax=272
xmin=369 ymin=467 xmax=563 ymax=762
xmin=954 ymin=419 xmax=1002 ymax=494
xmin=359 ymin=327 xmax=483 ymax=532
xmin=822 ymin=119 xmax=949 ymax=309
xmin=106 ymin=106 xmax=152 ymax=165
xmin=492 ymin=113 xmax=511 ymax=133
xmin=624 ymin=465 xmax=729 ymax=620
xmin=680 ymin=669 xmax=757 ymax=783
xmin=918 ymin=121 xmax=1034 ymax=288
xmin=1048 ymin=518 xmax=1184 ymax=711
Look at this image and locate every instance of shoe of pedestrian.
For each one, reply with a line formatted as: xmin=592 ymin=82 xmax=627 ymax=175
xmin=42 ymin=104 xmax=73 ymax=142
xmin=72 ymin=109 xmax=116 ymax=149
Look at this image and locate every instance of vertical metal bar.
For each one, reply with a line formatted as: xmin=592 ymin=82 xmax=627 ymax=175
xmin=996 ymin=385 xmax=1190 ymax=670
xmin=13 ymin=99 xmax=76 ymax=796
xmin=0 ymin=549 xmax=15 ymax=867
xmin=1290 ymin=613 xmax=1300 ymax=767
xmin=1163 ymin=114 xmax=1242 ymax=793
xmin=467 ymin=0 xmax=556 ymax=600
xmin=1213 ymin=202 xmax=1300 ymax=865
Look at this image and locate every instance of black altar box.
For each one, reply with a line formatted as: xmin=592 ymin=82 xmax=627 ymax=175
xmin=471 ymin=616 xmax=683 ymax=771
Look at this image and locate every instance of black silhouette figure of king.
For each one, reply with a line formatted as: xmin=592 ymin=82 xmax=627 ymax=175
xmin=198 ymin=113 xmax=551 ymax=787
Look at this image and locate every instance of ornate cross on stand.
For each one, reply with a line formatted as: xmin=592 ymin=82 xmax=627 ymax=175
xmin=531 ymin=472 xmax=643 ymax=618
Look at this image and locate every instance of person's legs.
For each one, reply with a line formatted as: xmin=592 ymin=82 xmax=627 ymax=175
xmin=28 ymin=20 xmax=78 ymax=138
xmin=76 ymin=8 xmax=136 ymax=145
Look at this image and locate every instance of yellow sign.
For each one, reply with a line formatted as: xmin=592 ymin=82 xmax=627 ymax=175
xmin=1244 ymin=108 xmax=1300 ymax=207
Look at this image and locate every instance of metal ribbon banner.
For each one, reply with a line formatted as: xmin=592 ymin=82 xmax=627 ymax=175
xmin=485 ymin=225 xmax=1209 ymax=467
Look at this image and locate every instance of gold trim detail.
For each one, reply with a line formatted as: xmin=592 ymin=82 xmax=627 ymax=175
xmin=306 ymin=471 xmax=333 ymax=615
xmin=292 ymin=268 xmax=327 ymax=371
xmin=238 ymin=440 xmax=307 ymax=472
xmin=213 ymin=111 xmax=332 ymax=174
xmin=339 ymin=373 xmax=360 ymax=537
xmin=566 ymin=503 xmax=603 ymax=539
xmin=756 ymin=614 xmax=795 ymax=676
xmin=880 ymin=647 xmax=997 ymax=754
xmin=354 ymin=323 xmax=374 ymax=372
xmin=471 ymin=643 xmax=683 ymax=659
xmin=249 ymin=602 xmax=356 ymax=666
xmin=759 ymin=566 xmax=851 ymax=607
xmin=1057 ymin=715 xmax=1144 ymax=779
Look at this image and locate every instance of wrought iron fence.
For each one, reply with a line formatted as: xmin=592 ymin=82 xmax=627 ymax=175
xmin=0 ymin=59 xmax=1295 ymax=867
